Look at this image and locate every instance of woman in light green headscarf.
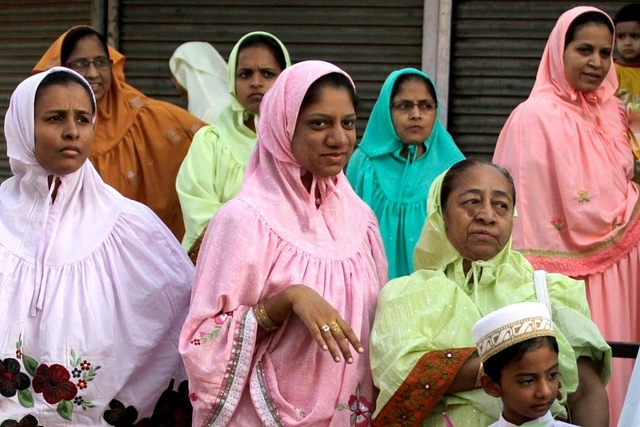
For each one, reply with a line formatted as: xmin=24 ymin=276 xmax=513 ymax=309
xmin=176 ymin=31 xmax=291 ymax=261
xmin=369 ymin=159 xmax=611 ymax=427
xmin=346 ymin=68 xmax=464 ymax=280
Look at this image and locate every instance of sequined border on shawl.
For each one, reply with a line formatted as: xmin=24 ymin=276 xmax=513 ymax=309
xmin=372 ymin=347 xmax=476 ymax=427
xmin=250 ymin=362 xmax=285 ymax=427
xmin=203 ymin=310 xmax=256 ymax=427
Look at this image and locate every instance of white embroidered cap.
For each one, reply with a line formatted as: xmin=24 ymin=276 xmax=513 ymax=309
xmin=473 ymin=302 xmax=554 ymax=363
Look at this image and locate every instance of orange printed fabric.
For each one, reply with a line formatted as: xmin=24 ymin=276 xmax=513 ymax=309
xmin=372 ymin=347 xmax=476 ymax=427
xmin=33 ymin=26 xmax=206 ymax=240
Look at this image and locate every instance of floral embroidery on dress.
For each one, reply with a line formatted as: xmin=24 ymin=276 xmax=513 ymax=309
xmin=4 ymin=335 xmax=100 ymax=421
xmin=190 ymin=311 xmax=233 ymax=346
xmin=550 ymin=217 xmax=563 ymax=231
xmin=577 ymin=189 xmax=590 ymax=204
xmin=0 ymin=358 xmax=31 ymax=400
xmin=337 ymin=382 xmax=372 ymax=427
xmin=0 ymin=414 xmax=43 ymax=427
xmin=103 ymin=379 xmax=193 ymax=426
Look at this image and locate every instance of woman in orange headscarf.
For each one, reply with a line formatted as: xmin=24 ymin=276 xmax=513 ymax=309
xmin=34 ymin=26 xmax=205 ymax=240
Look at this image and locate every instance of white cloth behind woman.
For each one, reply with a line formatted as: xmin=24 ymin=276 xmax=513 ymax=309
xmin=169 ymin=41 xmax=231 ymax=123
xmin=618 ymin=352 xmax=640 ymax=426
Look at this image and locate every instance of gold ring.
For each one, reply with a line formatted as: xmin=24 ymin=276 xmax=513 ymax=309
xmin=329 ymin=321 xmax=341 ymax=332
xmin=320 ymin=324 xmax=330 ymax=332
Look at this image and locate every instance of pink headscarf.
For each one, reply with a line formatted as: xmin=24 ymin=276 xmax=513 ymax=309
xmin=493 ymin=6 xmax=640 ymax=275
xmin=531 ymin=6 xmax=619 ymax=103
xmin=238 ymin=60 xmax=368 ymax=249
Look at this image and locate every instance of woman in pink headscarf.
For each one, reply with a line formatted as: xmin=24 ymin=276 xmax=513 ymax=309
xmin=179 ymin=60 xmax=387 ymax=426
xmin=493 ymin=6 xmax=639 ymax=425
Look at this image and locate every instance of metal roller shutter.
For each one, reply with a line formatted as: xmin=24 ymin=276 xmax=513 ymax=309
xmin=449 ymin=0 xmax=628 ymax=159
xmin=0 ymin=0 xmax=92 ymax=182
xmin=118 ymin=0 xmax=425 ymax=139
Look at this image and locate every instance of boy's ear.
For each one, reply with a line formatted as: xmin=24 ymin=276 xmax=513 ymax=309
xmin=556 ymin=380 xmax=563 ymax=401
xmin=480 ymin=373 xmax=502 ymax=398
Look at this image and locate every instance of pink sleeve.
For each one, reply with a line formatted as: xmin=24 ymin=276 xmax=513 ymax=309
xmin=179 ymin=200 xmax=275 ymax=424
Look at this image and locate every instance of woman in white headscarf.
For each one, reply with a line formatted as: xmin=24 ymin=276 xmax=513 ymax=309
xmin=169 ymin=41 xmax=231 ymax=123
xmin=0 ymin=67 xmax=193 ymax=425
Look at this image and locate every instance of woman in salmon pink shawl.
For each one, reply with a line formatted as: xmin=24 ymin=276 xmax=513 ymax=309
xmin=179 ymin=60 xmax=387 ymax=426
xmin=493 ymin=6 xmax=639 ymax=424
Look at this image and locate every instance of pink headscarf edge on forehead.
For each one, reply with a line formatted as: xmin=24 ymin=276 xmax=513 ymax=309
xmin=256 ymin=60 xmax=355 ymax=165
xmin=236 ymin=60 xmax=375 ymax=251
xmin=532 ymin=5 xmax=617 ymax=101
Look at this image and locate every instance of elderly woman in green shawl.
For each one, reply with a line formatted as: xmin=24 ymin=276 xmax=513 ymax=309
xmin=369 ymin=159 xmax=611 ymax=427
xmin=346 ymin=68 xmax=464 ymax=280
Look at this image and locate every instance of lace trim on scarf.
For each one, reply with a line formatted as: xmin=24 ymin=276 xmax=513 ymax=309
xmin=250 ymin=361 xmax=285 ymax=427
xmin=521 ymin=187 xmax=640 ymax=276
xmin=204 ymin=309 xmax=256 ymax=427
xmin=372 ymin=347 xmax=476 ymax=427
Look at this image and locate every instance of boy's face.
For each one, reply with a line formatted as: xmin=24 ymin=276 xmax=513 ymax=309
xmin=481 ymin=342 xmax=560 ymax=425
xmin=616 ymin=21 xmax=640 ymax=64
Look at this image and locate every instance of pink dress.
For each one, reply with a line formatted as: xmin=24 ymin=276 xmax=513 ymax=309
xmin=179 ymin=61 xmax=388 ymax=426
xmin=493 ymin=6 xmax=639 ymax=425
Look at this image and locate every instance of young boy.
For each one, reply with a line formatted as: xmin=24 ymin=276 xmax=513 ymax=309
xmin=472 ymin=302 xmax=577 ymax=427
xmin=614 ymin=3 xmax=640 ymax=156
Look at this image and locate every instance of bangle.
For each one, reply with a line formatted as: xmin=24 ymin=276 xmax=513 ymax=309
xmin=253 ymin=303 xmax=279 ymax=332
xmin=475 ymin=362 xmax=484 ymax=388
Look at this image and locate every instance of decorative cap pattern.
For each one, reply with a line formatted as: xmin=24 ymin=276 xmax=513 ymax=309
xmin=473 ymin=302 xmax=554 ymax=363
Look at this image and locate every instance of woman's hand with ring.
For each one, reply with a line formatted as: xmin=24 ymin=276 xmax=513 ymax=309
xmin=286 ymin=285 xmax=363 ymax=363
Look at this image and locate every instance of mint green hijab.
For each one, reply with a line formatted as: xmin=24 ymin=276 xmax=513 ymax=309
xmin=347 ymin=68 xmax=464 ymax=279
xmin=221 ymin=31 xmax=291 ymax=165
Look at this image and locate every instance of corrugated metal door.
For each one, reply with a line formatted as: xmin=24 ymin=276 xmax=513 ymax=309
xmin=0 ymin=0 xmax=92 ymax=182
xmin=118 ymin=0 xmax=425 ymax=139
xmin=449 ymin=0 xmax=628 ymax=159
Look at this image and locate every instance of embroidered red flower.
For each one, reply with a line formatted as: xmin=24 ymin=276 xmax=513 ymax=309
xmin=77 ymin=379 xmax=88 ymax=390
xmin=348 ymin=383 xmax=372 ymax=427
xmin=0 ymin=414 xmax=43 ymax=427
xmin=32 ymin=363 xmax=78 ymax=404
xmin=0 ymin=358 xmax=31 ymax=398
xmin=550 ymin=217 xmax=563 ymax=231
xmin=79 ymin=360 xmax=92 ymax=371
xmin=214 ymin=311 xmax=234 ymax=325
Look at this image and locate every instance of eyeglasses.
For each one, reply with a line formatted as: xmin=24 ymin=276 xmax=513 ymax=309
xmin=391 ymin=100 xmax=437 ymax=113
xmin=65 ymin=57 xmax=113 ymax=71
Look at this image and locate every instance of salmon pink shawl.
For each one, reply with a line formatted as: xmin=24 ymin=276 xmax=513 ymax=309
xmin=180 ymin=61 xmax=387 ymax=426
xmin=493 ymin=6 xmax=639 ymax=276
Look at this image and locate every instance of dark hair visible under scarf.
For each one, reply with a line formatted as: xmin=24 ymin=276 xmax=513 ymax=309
xmin=60 ymin=26 xmax=110 ymax=65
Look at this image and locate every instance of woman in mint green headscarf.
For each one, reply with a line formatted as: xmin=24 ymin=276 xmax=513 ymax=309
xmin=346 ymin=68 xmax=464 ymax=279
xmin=176 ymin=31 xmax=291 ymax=261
